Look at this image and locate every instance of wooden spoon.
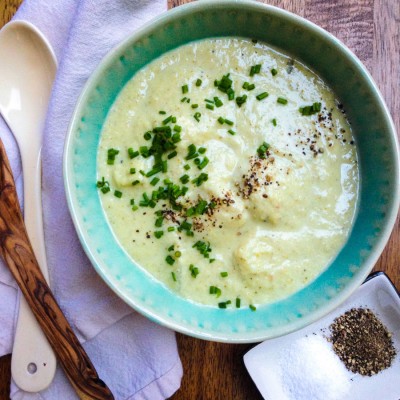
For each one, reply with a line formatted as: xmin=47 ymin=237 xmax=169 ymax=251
xmin=0 ymin=138 xmax=114 ymax=400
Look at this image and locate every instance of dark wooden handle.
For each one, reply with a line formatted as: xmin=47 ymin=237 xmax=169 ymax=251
xmin=0 ymin=139 xmax=114 ymax=400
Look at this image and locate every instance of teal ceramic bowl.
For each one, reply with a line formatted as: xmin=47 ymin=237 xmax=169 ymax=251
xmin=64 ymin=1 xmax=400 ymax=342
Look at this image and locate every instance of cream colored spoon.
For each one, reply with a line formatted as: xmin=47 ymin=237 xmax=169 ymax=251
xmin=0 ymin=20 xmax=57 ymax=391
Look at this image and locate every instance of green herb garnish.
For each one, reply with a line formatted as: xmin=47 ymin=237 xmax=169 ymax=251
xmin=249 ymin=64 xmax=261 ymax=76
xmin=189 ymin=264 xmax=199 ymax=278
xmin=277 ymin=97 xmax=288 ymax=105
xmin=299 ymin=102 xmax=322 ymax=116
xmin=107 ymin=148 xmax=119 ymax=165
xmin=257 ymin=141 xmax=270 ymax=159
xmin=236 ymin=94 xmax=247 ymax=107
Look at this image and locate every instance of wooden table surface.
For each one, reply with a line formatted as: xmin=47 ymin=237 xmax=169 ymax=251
xmin=0 ymin=0 xmax=399 ymax=399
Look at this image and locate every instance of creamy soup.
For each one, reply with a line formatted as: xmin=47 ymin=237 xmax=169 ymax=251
xmin=97 ymin=38 xmax=358 ymax=309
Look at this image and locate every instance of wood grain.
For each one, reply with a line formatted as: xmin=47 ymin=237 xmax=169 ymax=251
xmin=0 ymin=354 xmax=11 ymax=400
xmin=0 ymin=139 xmax=114 ymax=400
xmin=0 ymin=0 xmax=22 ymax=26
xmin=0 ymin=1 xmax=398 ymax=400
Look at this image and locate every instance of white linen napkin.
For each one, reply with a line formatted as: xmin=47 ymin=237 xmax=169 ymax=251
xmin=0 ymin=0 xmax=183 ymax=398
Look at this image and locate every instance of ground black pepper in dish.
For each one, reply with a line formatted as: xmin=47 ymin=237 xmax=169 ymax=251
xmin=329 ymin=308 xmax=397 ymax=376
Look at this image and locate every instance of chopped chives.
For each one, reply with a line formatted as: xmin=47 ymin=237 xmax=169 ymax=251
xmin=271 ymin=68 xmax=278 ymax=76
xmin=313 ymin=102 xmax=322 ymax=112
xmin=139 ymin=146 xmax=150 ymax=158
xmin=214 ymin=97 xmax=223 ymax=107
xmin=155 ymin=216 xmax=164 ymax=227
xmin=243 ymin=82 xmax=255 ymax=90
xmin=198 ymin=147 xmax=206 ymax=154
xmin=186 ymin=144 xmax=197 ymax=158
xmin=150 ymin=177 xmax=160 ymax=186
xmin=192 ymin=173 xmax=208 ymax=186
xmin=224 ymin=118 xmax=234 ymax=126
xmin=97 ymin=177 xmax=110 ymax=194
xmin=146 ymin=165 xmax=163 ymax=177
xmin=249 ymin=64 xmax=261 ymax=76
xmin=205 ymin=99 xmax=214 ymax=104
xmin=114 ymin=190 xmax=122 ymax=198
xmin=193 ymin=240 xmax=212 ymax=258
xmin=143 ymin=131 xmax=152 ymax=140
xmin=173 ymin=125 xmax=182 ymax=132
xmin=180 ymin=220 xmax=192 ymax=231
xmin=181 ymin=84 xmax=189 ymax=94
xmin=191 ymin=104 xmax=199 ymax=109
xmin=272 ymin=118 xmax=277 ymax=126
xmin=249 ymin=304 xmax=257 ymax=311
xmin=180 ymin=174 xmax=190 ymax=184
xmin=174 ymin=251 xmax=182 ymax=258
xmin=220 ymin=272 xmax=228 ymax=277
xmin=154 ymin=230 xmax=164 ymax=239
xmin=172 ymin=132 xmax=181 ymax=143
xmin=227 ymin=88 xmax=235 ymax=100
xmin=96 ymin=177 xmax=107 ymax=188
xmin=139 ymin=170 xmax=146 ymax=176
xmin=198 ymin=157 xmax=209 ymax=170
xmin=131 ymin=180 xmax=140 ymax=186
xmin=159 ymin=110 xmax=166 ymax=114
xmin=194 ymin=112 xmax=201 ymax=122
xmin=256 ymin=92 xmax=269 ymax=101
xmin=172 ymin=116 xmax=177 ymax=123
xmin=236 ymin=94 xmax=247 ymax=107
xmin=215 ymin=73 xmax=232 ymax=93
xmin=168 ymin=245 xmax=175 ymax=252
xmin=236 ymin=298 xmax=241 ymax=308
xmin=107 ymin=148 xmax=119 ymax=165
xmin=195 ymin=78 xmax=202 ymax=87
xmin=181 ymin=96 xmax=187 ymax=102
xmin=171 ymin=272 xmax=177 ymax=281
xmin=206 ymin=103 xmax=214 ymax=110
xmin=218 ymin=302 xmax=228 ymax=309
xmin=228 ymin=129 xmax=236 ymax=136
xmin=132 ymin=205 xmax=138 ymax=211
xmin=299 ymin=102 xmax=322 ymax=116
xmin=217 ymin=116 xmax=225 ymax=124
xmin=128 ymin=148 xmax=139 ymax=159
xmin=277 ymin=97 xmax=288 ymax=105
xmin=167 ymin=151 xmax=178 ymax=159
xmin=162 ymin=115 xmax=173 ymax=125
xmin=130 ymin=199 xmax=135 ymax=205
xmin=189 ymin=264 xmax=199 ymax=278
xmin=165 ymin=255 xmax=175 ymax=265
xmin=167 ymin=226 xmax=175 ymax=232
xmin=184 ymin=164 xmax=191 ymax=170
xmin=130 ymin=167 xmax=136 ymax=174
xmin=257 ymin=141 xmax=270 ymax=159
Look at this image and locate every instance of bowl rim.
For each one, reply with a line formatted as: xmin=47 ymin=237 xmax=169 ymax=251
xmin=63 ymin=0 xmax=400 ymax=342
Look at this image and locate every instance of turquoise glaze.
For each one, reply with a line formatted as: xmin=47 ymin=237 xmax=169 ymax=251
xmin=64 ymin=1 xmax=400 ymax=342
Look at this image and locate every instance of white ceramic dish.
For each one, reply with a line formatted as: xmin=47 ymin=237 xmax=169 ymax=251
xmin=244 ymin=272 xmax=400 ymax=400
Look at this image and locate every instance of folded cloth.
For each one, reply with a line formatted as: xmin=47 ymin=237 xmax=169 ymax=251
xmin=0 ymin=0 xmax=183 ymax=399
